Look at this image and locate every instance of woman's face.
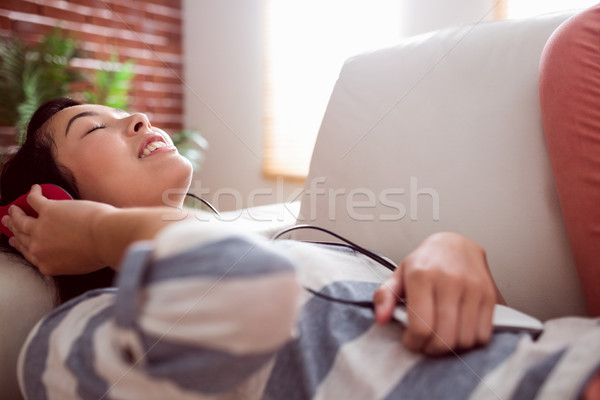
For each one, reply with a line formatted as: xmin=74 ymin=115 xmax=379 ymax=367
xmin=48 ymin=104 xmax=193 ymax=207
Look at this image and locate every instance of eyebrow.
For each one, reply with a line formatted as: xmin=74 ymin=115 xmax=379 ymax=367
xmin=65 ymin=111 xmax=100 ymax=136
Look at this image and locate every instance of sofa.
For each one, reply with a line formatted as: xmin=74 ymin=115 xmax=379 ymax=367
xmin=294 ymin=9 xmax=590 ymax=322
xmin=1 ymin=6 xmax=596 ymax=399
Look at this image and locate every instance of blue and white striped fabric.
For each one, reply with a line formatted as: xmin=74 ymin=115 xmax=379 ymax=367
xmin=17 ymin=222 xmax=600 ymax=399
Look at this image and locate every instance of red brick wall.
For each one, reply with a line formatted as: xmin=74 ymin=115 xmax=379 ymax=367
xmin=0 ymin=0 xmax=183 ymax=145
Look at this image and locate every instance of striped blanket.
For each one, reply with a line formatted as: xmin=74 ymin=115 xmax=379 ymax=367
xmin=18 ymin=221 xmax=600 ymax=399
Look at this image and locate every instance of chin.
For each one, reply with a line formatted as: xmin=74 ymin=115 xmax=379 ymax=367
xmin=167 ymin=156 xmax=194 ymax=186
xmin=154 ymin=171 xmax=193 ymax=208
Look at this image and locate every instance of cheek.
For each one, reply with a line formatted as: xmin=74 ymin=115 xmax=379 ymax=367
xmin=57 ymin=141 xmax=193 ymax=206
xmin=58 ymin=141 xmax=132 ymax=193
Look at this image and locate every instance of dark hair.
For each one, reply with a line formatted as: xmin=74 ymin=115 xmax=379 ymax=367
xmin=0 ymin=98 xmax=115 ymax=304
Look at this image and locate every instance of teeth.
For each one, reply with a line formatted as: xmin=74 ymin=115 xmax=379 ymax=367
xmin=140 ymin=141 xmax=167 ymax=158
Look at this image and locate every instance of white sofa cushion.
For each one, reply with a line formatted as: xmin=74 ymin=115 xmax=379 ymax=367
xmin=296 ymin=12 xmax=588 ymax=320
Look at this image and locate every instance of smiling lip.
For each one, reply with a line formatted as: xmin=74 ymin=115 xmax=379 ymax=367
xmin=138 ymin=134 xmax=174 ymax=159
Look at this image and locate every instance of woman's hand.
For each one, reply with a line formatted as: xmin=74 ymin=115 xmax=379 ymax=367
xmin=2 ymin=184 xmax=190 ymax=276
xmin=1 ymin=184 xmax=115 ymax=276
xmin=373 ymin=232 xmax=503 ymax=356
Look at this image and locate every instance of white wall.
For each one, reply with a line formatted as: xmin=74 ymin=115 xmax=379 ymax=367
xmin=400 ymin=0 xmax=496 ymax=37
xmin=182 ymin=0 xmax=496 ymax=211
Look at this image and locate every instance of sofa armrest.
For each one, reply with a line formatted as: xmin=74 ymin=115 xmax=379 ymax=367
xmin=0 ymin=253 xmax=56 ymax=400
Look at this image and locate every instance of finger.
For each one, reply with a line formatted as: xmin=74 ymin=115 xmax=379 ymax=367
xmin=7 ymin=223 xmax=41 ymax=268
xmin=424 ymin=282 xmax=461 ymax=355
xmin=476 ymin=291 xmax=495 ymax=345
xmin=402 ymin=271 xmax=435 ymax=353
xmin=8 ymin=205 xmax=35 ymax=236
xmin=1 ymin=214 xmax=13 ymax=235
xmin=4 ymin=210 xmax=32 ymax=248
xmin=8 ymin=234 xmax=35 ymax=263
xmin=26 ymin=184 xmax=47 ymax=212
xmin=456 ymin=287 xmax=480 ymax=350
xmin=8 ymin=235 xmax=25 ymax=253
xmin=374 ymin=274 xmax=402 ymax=324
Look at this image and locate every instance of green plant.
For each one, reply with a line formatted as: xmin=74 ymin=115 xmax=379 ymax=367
xmin=0 ymin=27 xmax=84 ymax=143
xmin=170 ymin=129 xmax=208 ymax=172
xmin=84 ymin=53 xmax=135 ymax=110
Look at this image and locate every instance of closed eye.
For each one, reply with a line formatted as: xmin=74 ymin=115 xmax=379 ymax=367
xmin=86 ymin=124 xmax=106 ymax=135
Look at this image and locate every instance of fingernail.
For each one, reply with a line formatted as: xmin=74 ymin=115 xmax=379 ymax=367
xmin=373 ymin=288 xmax=383 ymax=305
xmin=373 ymin=304 xmax=383 ymax=324
xmin=8 ymin=237 xmax=15 ymax=247
xmin=1 ymin=215 xmax=7 ymax=226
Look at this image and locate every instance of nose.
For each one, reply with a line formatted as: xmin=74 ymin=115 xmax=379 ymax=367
xmin=126 ymin=113 xmax=152 ymax=136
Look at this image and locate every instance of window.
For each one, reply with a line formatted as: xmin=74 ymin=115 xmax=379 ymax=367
xmin=264 ymin=0 xmax=598 ymax=180
xmin=496 ymin=0 xmax=598 ymax=19
xmin=263 ymin=0 xmax=401 ymax=179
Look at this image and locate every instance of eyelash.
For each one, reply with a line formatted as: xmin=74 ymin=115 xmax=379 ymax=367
xmin=86 ymin=123 xmax=106 ymax=134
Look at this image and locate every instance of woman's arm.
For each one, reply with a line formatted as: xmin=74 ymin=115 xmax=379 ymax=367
xmin=373 ymin=232 xmax=505 ymax=356
xmin=1 ymin=184 xmax=185 ymax=275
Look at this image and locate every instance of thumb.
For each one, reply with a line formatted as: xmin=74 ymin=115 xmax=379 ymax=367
xmin=26 ymin=184 xmax=47 ymax=212
xmin=373 ymin=265 xmax=404 ymax=324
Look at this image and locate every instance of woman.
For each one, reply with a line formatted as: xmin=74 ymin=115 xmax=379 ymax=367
xmin=2 ymin=99 xmax=599 ymax=399
xmin=0 ymin=98 xmax=503 ymax=355
xmin=0 ymin=97 xmax=193 ymax=303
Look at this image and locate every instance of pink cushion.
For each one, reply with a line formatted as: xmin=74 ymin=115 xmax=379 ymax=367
xmin=539 ymin=4 xmax=600 ymax=316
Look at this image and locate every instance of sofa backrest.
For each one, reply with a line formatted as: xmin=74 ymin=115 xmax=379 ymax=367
xmin=296 ymin=11 xmax=588 ymax=320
